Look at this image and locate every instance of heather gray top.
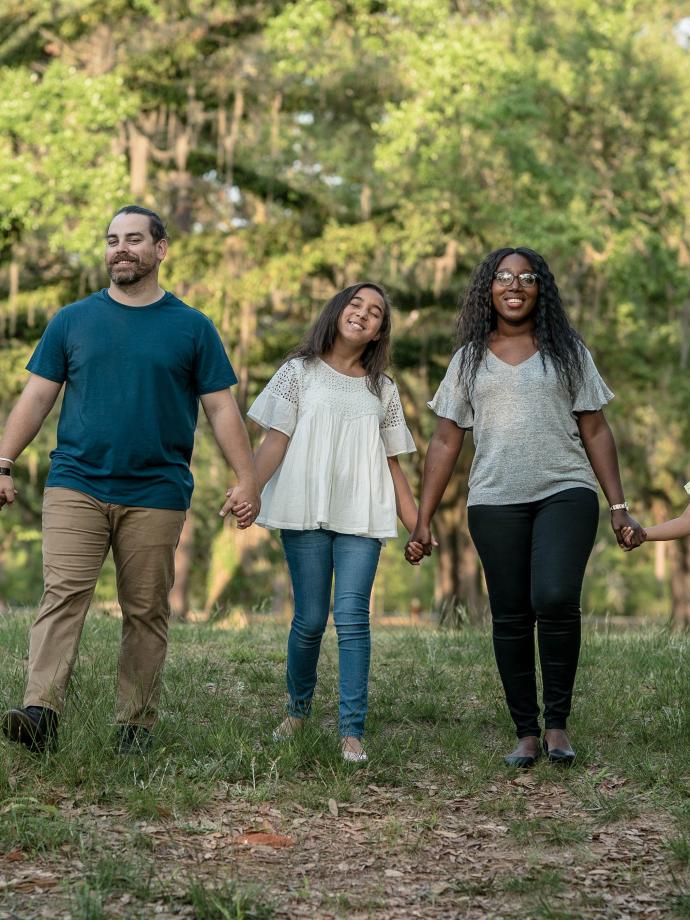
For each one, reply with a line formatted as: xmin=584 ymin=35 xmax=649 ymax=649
xmin=428 ymin=347 xmax=613 ymax=506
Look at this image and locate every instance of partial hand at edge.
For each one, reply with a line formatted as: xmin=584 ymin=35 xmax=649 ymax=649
xmin=0 ymin=477 xmax=17 ymax=510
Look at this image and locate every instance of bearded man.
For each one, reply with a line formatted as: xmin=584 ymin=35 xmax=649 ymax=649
xmin=0 ymin=205 xmax=259 ymax=754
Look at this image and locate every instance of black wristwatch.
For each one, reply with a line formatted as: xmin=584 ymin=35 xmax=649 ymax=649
xmin=0 ymin=468 xmax=12 ymax=477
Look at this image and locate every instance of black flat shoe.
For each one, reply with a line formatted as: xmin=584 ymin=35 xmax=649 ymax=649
xmin=543 ymin=737 xmax=576 ymax=764
xmin=2 ymin=706 xmax=59 ymax=753
xmin=504 ymin=745 xmax=541 ymax=768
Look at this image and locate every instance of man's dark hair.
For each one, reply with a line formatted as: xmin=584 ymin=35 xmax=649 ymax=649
xmin=109 ymin=206 xmax=168 ymax=243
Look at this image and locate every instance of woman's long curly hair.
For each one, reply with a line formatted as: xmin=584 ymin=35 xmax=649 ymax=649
xmin=456 ymin=247 xmax=585 ymax=400
xmin=288 ymin=282 xmax=392 ymax=399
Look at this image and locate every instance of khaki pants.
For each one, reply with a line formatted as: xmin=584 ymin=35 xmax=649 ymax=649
xmin=24 ymin=488 xmax=186 ymax=729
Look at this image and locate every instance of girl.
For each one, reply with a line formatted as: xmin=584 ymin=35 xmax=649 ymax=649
xmin=623 ymin=483 xmax=690 ymax=544
xmin=406 ymin=248 xmax=644 ymax=767
xmin=242 ymin=282 xmax=417 ymax=763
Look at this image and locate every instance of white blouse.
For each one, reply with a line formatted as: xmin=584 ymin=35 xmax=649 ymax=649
xmin=247 ymin=357 xmax=416 ymax=539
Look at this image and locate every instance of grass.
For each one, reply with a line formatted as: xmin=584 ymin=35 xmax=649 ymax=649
xmin=0 ymin=611 xmax=688 ymax=917
xmin=183 ymin=879 xmax=274 ymax=919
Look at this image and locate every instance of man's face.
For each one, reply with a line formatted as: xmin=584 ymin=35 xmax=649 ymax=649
xmin=105 ymin=213 xmax=167 ymax=286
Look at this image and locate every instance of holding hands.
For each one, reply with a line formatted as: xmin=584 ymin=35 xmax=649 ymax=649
xmin=404 ymin=521 xmax=437 ymax=565
xmin=219 ymin=481 xmax=261 ymax=529
xmin=621 ymin=523 xmax=647 ymax=548
xmin=611 ymin=508 xmax=645 ymax=551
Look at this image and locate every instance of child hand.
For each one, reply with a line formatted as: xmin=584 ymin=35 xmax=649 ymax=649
xmin=220 ymin=487 xmax=256 ymax=529
xmin=404 ymin=540 xmax=425 ymax=565
xmin=621 ymin=524 xmax=647 ymax=548
xmin=232 ymin=499 xmax=254 ymax=529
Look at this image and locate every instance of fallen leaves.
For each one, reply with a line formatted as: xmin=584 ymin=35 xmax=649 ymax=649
xmin=0 ymin=870 xmax=58 ymax=892
xmin=232 ymin=832 xmax=295 ymax=849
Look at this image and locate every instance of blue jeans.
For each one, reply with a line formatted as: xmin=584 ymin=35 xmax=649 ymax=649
xmin=281 ymin=529 xmax=382 ymax=738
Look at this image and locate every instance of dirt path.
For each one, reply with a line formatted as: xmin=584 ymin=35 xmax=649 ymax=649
xmin=0 ymin=778 xmax=683 ymax=919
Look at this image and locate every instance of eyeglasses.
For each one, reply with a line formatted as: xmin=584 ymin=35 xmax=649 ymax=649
xmin=493 ymin=270 xmax=539 ymax=288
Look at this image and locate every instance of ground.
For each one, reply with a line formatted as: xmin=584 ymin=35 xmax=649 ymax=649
xmin=0 ymin=613 xmax=688 ymax=919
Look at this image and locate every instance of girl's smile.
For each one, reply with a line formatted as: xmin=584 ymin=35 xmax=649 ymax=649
xmin=337 ymin=287 xmax=385 ymax=343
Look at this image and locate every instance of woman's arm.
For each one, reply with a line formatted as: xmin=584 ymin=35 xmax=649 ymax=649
xmin=387 ymin=456 xmax=418 ymax=533
xmin=224 ymin=427 xmax=290 ymax=525
xmin=253 ymin=428 xmax=290 ymax=490
xmin=576 ymin=409 xmax=644 ymax=550
xmin=406 ymin=418 xmax=466 ymax=557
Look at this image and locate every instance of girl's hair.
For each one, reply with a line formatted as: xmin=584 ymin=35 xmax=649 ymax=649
xmin=289 ymin=282 xmax=392 ymax=399
xmin=456 ymin=247 xmax=585 ymax=400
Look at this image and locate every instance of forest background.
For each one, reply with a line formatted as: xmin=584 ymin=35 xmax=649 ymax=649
xmin=1 ymin=0 xmax=690 ymax=626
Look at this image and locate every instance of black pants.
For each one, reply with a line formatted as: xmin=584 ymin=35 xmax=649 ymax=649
xmin=468 ymin=488 xmax=599 ymax=738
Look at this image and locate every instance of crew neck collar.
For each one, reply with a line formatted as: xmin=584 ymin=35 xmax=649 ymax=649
xmin=102 ymin=288 xmax=172 ymax=311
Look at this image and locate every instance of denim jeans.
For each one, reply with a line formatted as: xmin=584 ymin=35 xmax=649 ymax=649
xmin=281 ymin=529 xmax=381 ymax=738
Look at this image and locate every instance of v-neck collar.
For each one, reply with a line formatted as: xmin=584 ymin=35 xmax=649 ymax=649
xmin=487 ymin=348 xmax=540 ymax=369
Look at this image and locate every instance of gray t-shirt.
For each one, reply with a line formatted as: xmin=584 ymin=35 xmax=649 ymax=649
xmin=429 ymin=347 xmax=613 ymax=506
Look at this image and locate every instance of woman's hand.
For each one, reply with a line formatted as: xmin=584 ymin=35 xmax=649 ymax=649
xmin=611 ymin=509 xmax=644 ymax=551
xmin=405 ymin=523 xmax=435 ymax=564
xmin=622 ymin=523 xmax=647 ymax=548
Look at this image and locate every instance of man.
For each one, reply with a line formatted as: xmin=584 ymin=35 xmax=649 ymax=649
xmin=0 ymin=205 xmax=259 ymax=754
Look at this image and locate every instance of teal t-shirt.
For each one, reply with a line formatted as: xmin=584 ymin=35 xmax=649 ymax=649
xmin=27 ymin=289 xmax=237 ymax=510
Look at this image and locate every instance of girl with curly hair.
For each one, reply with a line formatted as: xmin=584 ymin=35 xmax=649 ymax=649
xmin=406 ymin=248 xmax=644 ymax=766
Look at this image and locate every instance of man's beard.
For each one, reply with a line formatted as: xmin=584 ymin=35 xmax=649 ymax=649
xmin=108 ymin=257 xmax=155 ymax=286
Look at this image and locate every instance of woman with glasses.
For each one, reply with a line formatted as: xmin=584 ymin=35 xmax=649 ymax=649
xmin=405 ymin=247 xmax=644 ymax=766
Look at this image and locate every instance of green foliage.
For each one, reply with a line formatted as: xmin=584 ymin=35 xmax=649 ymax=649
xmin=1 ymin=0 xmax=690 ymax=614
xmin=0 ymin=60 xmax=134 ymax=260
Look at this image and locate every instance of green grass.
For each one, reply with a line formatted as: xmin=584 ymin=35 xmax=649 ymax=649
xmin=0 ymin=611 xmax=687 ymax=917
xmin=183 ymin=879 xmax=274 ymax=919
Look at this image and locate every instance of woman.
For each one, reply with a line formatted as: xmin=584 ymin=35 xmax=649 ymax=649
xmin=406 ymin=247 xmax=643 ymax=766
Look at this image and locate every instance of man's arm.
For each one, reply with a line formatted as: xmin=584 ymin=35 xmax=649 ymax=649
xmin=200 ymin=389 xmax=260 ymax=527
xmin=0 ymin=374 xmax=63 ymax=509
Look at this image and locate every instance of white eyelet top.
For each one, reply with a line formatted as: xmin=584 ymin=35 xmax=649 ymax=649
xmin=247 ymin=357 xmax=416 ymax=539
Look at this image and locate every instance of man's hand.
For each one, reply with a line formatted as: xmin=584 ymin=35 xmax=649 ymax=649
xmin=219 ymin=481 xmax=261 ymax=529
xmin=0 ymin=473 xmax=17 ymax=510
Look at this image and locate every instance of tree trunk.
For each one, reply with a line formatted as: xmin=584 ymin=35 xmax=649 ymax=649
xmin=434 ymin=499 xmax=483 ymax=623
xmin=669 ymin=538 xmax=690 ymax=628
xmin=8 ymin=255 xmax=19 ymax=338
xmin=170 ymin=513 xmax=194 ymax=620
xmin=127 ymin=123 xmax=149 ymax=197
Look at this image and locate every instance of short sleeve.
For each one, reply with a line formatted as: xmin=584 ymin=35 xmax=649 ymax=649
xmin=427 ymin=351 xmax=474 ymax=428
xmin=572 ymin=349 xmax=614 ymax=413
xmin=194 ymin=318 xmax=238 ymax=395
xmin=379 ymin=382 xmax=416 ymax=457
xmin=247 ymin=360 xmax=300 ymax=436
xmin=26 ymin=312 xmax=68 ymax=383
